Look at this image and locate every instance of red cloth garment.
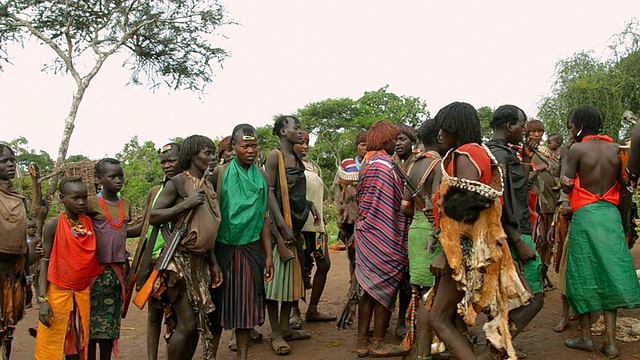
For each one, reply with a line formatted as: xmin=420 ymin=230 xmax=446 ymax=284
xmin=434 ymin=144 xmax=493 ymax=227
xmin=48 ymin=213 xmax=103 ymax=291
xmin=582 ymin=135 xmax=613 ymax=143
xmin=569 ymin=134 xmax=618 ymax=212
xmin=569 ymin=177 xmax=619 ymax=212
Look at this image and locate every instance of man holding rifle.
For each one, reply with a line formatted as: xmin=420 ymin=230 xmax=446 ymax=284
xmin=142 ymin=135 xmax=222 ymax=360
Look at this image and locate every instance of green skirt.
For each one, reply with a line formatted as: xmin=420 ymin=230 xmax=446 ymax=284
xmin=90 ymin=266 xmax=123 ymax=339
xmin=509 ymin=234 xmax=543 ymax=295
xmin=408 ymin=215 xmax=438 ymax=288
xmin=565 ymin=201 xmax=640 ymax=314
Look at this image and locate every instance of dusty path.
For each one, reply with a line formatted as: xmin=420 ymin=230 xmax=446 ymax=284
xmin=13 ymin=247 xmax=640 ymax=359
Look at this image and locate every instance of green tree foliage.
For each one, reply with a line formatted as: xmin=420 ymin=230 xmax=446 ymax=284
xmin=1 ymin=136 xmax=54 ymax=198
xmin=0 ymin=0 xmax=232 ymax=201
xmin=255 ymin=124 xmax=278 ymax=165
xmin=539 ymin=19 xmax=640 ymax=141
xmin=116 ymin=136 xmax=163 ymax=220
xmin=476 ymin=106 xmax=494 ymax=140
xmin=294 ymin=86 xmax=429 ymax=189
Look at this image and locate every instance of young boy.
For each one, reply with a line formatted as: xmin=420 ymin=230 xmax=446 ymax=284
xmin=35 ymin=177 xmax=103 ymax=360
xmin=25 ymin=218 xmax=42 ymax=308
xmin=264 ymin=116 xmax=319 ymax=355
xmin=86 ymin=158 xmax=133 ymax=360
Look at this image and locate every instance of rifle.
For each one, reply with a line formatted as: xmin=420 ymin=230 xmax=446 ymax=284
xmin=132 ymin=170 xmax=211 ymax=310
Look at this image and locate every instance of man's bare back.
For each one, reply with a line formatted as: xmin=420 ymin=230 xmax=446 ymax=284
xmin=566 ymin=139 xmax=619 ymax=196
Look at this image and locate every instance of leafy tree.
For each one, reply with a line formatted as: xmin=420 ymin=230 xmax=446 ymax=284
xmin=255 ymin=124 xmax=278 ymax=165
xmin=66 ymin=154 xmax=91 ymax=163
xmin=538 ymin=20 xmax=640 ymax=142
xmin=0 ymin=0 xmax=232 ymax=202
xmin=476 ymin=106 xmax=494 ymax=140
xmin=116 ymin=136 xmax=163 ymax=220
xmin=294 ymin=86 xmax=430 ymax=189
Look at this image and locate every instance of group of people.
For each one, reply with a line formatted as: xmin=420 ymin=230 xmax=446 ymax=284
xmin=1 ymin=102 xmax=640 ymax=360
xmin=342 ymin=103 xmax=640 ymax=360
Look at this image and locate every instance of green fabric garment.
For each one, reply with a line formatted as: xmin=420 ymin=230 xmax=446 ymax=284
xmin=217 ymin=160 xmax=268 ymax=246
xmin=149 ymin=185 xmax=166 ymax=258
xmin=408 ymin=215 xmax=439 ymax=287
xmin=565 ymin=201 xmax=640 ymax=314
xmin=510 ymin=234 xmax=543 ymax=294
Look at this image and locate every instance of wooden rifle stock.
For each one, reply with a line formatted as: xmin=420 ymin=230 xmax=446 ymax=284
xmin=133 ymin=268 xmax=159 ymax=310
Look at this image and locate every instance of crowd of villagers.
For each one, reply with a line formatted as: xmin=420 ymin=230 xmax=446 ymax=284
xmin=1 ymin=102 xmax=640 ymax=360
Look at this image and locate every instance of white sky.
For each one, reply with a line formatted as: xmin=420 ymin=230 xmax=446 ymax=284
xmin=2 ymin=0 xmax=639 ymax=159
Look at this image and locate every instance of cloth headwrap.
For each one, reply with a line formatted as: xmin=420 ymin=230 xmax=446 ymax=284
xmin=160 ymin=144 xmax=173 ymax=154
xmin=366 ymin=120 xmax=399 ymax=151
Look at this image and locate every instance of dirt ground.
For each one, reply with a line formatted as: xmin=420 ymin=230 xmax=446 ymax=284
xmin=12 ymin=247 xmax=640 ymax=360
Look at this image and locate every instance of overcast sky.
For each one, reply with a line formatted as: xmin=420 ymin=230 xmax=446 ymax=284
xmin=2 ymin=0 xmax=639 ymax=159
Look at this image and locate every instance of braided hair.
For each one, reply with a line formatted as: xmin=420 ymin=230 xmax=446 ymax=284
xmin=273 ymin=116 xmax=301 ymax=138
xmin=568 ymin=105 xmax=603 ymax=135
xmin=436 ymin=102 xmax=482 ymax=146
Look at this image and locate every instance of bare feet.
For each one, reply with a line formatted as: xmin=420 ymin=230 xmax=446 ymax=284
xmin=553 ymin=317 xmax=570 ymax=333
xmin=564 ymin=338 xmax=595 ymax=352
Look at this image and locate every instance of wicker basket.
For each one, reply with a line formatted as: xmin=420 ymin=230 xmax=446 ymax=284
xmin=39 ymin=160 xmax=100 ymax=195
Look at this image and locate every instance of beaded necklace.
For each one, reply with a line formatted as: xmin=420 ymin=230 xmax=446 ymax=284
xmin=64 ymin=212 xmax=92 ymax=237
xmin=97 ymin=192 xmax=125 ymax=230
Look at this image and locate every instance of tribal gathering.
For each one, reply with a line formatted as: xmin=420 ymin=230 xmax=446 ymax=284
xmin=4 ymin=105 xmax=640 ymax=360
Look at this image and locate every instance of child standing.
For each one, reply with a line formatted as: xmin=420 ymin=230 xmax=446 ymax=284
xmin=35 ymin=177 xmax=103 ymax=360
xmin=25 ymin=218 xmax=42 ymax=308
xmin=86 ymin=158 xmax=132 ymax=360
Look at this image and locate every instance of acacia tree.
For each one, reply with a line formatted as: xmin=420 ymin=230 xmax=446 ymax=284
xmin=538 ymin=20 xmax=640 ymax=141
xmin=0 ymin=0 xmax=231 ymax=201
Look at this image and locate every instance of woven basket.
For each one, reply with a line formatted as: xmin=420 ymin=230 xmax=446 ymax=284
xmin=39 ymin=160 xmax=100 ymax=195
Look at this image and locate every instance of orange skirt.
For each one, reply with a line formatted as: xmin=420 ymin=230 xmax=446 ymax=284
xmin=35 ymin=283 xmax=91 ymax=360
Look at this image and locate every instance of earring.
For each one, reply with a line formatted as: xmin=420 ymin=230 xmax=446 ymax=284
xmin=577 ymin=127 xmax=583 ymax=137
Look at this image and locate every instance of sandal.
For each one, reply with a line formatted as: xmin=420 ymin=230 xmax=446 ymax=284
xmin=228 ymin=330 xmax=237 ymax=351
xmin=368 ymin=338 xmax=409 ymax=358
xmin=305 ymin=311 xmax=337 ymax=322
xmin=270 ymin=338 xmax=291 ymax=355
xmin=283 ymin=330 xmax=311 ymax=341
xmin=600 ymin=343 xmax=620 ymax=359
xmin=290 ymin=310 xmax=303 ymax=330
xmin=250 ymin=327 xmax=263 ymax=341
xmin=395 ymin=325 xmax=407 ymax=338
xmin=564 ymin=338 xmax=595 ymax=352
xmin=356 ymin=337 xmax=370 ymax=358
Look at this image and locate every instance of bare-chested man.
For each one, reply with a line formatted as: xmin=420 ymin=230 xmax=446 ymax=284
xmin=561 ymin=105 xmax=640 ymax=358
